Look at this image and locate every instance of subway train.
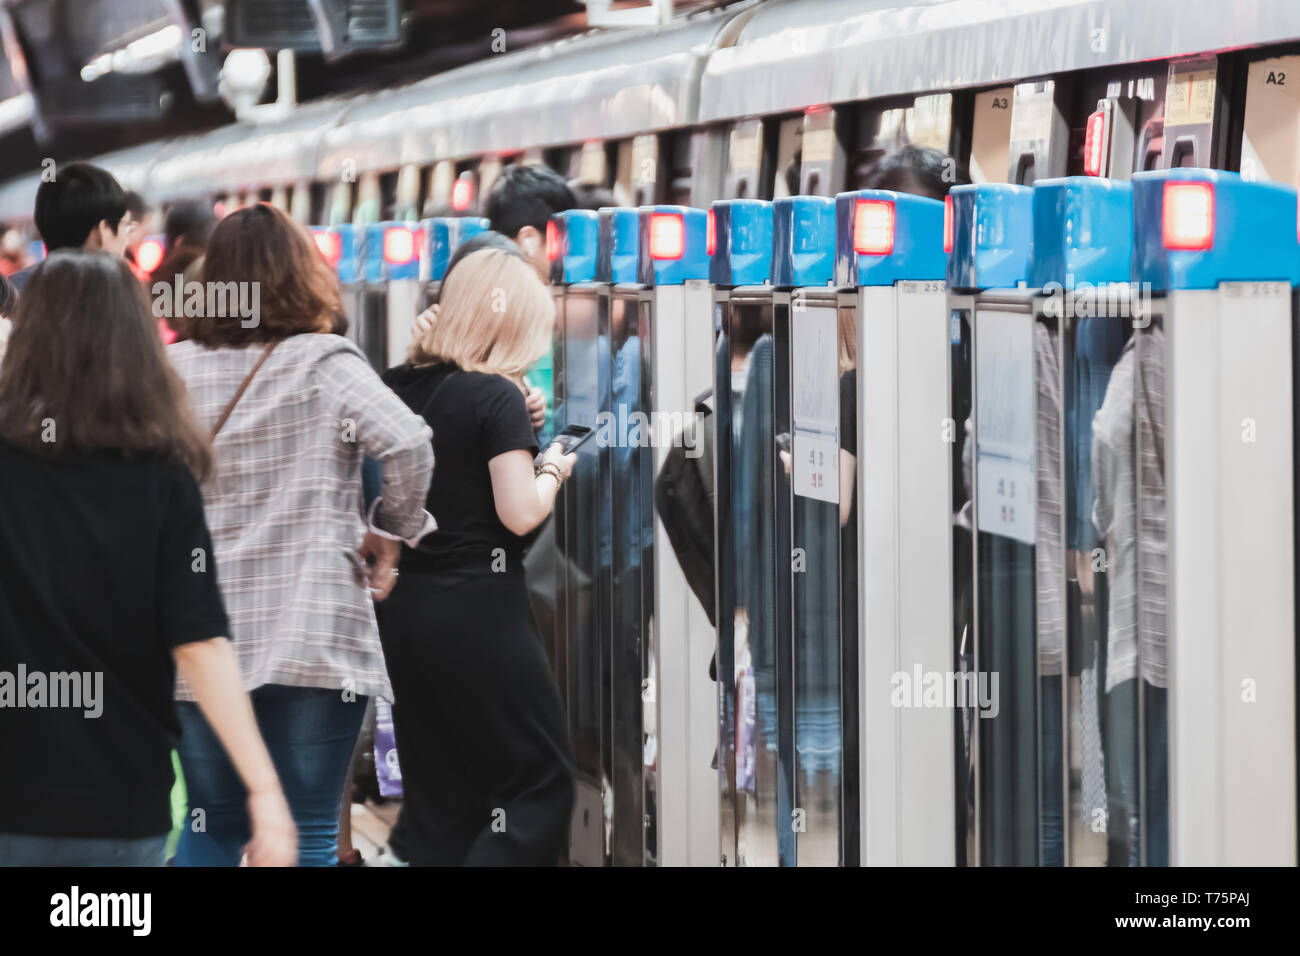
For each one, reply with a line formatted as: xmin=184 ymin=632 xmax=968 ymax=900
xmin=4 ymin=0 xmax=1300 ymax=868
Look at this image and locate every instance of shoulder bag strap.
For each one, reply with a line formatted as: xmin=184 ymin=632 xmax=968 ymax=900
xmin=210 ymin=341 xmax=278 ymax=441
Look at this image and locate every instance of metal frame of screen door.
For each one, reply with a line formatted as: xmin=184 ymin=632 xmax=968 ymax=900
xmin=857 ymin=278 xmax=957 ymax=866
xmin=774 ymin=285 xmax=846 ymax=866
xmin=644 ymin=276 xmax=718 ymax=866
xmin=1165 ymin=282 xmax=1297 ymax=865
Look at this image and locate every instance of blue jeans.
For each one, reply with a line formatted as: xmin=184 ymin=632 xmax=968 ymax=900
xmin=174 ymin=685 xmax=367 ymax=867
xmin=0 ymin=833 xmax=166 ymax=867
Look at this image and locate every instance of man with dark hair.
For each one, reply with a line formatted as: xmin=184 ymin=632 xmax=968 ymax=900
xmin=865 ymin=144 xmax=969 ymax=200
xmin=10 ymin=162 xmax=135 ymax=292
xmin=152 ymin=200 xmax=218 ymax=284
xmin=486 ymin=164 xmax=577 ymax=279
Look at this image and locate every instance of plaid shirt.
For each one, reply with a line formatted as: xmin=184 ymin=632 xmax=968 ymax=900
xmin=169 ymin=334 xmax=433 ymax=702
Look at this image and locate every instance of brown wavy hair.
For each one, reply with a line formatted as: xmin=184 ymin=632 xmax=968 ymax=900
xmin=0 ymin=249 xmax=211 ymax=479
xmin=188 ymin=202 xmax=341 ymax=347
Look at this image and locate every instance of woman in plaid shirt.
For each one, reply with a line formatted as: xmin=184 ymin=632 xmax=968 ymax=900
xmin=167 ymin=204 xmax=435 ymax=867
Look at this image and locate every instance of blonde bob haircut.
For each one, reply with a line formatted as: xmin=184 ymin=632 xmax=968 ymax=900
xmin=410 ymin=248 xmax=554 ymax=386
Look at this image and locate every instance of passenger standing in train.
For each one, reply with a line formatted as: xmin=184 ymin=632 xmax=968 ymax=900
xmin=0 ymin=250 xmax=296 ymax=867
xmin=377 ymin=248 xmax=576 ymax=866
xmin=167 ymin=203 xmax=435 ymax=867
xmin=7 ymin=162 xmax=136 ymax=294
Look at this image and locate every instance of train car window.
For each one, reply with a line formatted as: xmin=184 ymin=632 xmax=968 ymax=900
xmin=309 ymin=182 xmax=329 ymax=226
xmin=1062 ymin=64 xmax=1167 ymax=177
xmin=773 ymin=115 xmax=803 ymax=198
xmin=378 ymin=170 xmax=399 ymax=220
xmin=846 ymin=97 xmax=914 ymax=189
xmin=544 ymin=146 xmax=578 ymax=179
xmin=908 ymin=93 xmax=954 ymax=152
xmin=668 ymin=131 xmax=694 ymax=207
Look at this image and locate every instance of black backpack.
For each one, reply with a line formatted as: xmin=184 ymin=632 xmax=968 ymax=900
xmin=654 ymin=389 xmax=716 ymax=630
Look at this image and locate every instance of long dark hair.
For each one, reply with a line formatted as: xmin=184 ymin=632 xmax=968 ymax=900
xmin=0 ymin=249 xmax=212 ymax=479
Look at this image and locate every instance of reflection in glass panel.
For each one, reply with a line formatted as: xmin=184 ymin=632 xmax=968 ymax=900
xmin=1063 ymin=310 xmax=1130 ymax=866
xmin=949 ymin=307 xmax=975 ymax=865
xmin=727 ymin=300 xmax=780 ymax=867
xmin=787 ymin=297 xmax=845 ymax=867
xmin=1087 ymin=314 xmax=1168 ymax=866
xmin=558 ymin=293 xmax=604 ymax=801
xmin=636 ymin=299 xmax=658 ymax=866
xmin=973 ymin=305 xmax=1039 ymax=867
xmin=609 ymin=294 xmax=649 ymax=865
xmin=1133 ymin=319 xmax=1169 ymax=866
xmin=837 ymin=303 xmax=859 ymax=866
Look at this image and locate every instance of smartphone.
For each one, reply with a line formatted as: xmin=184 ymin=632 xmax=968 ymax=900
xmin=547 ymin=424 xmax=596 ymax=456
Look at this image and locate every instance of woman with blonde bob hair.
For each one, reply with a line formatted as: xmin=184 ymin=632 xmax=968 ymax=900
xmin=379 ymin=246 xmax=577 ymax=866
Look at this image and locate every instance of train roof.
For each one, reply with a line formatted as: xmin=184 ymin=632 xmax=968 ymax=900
xmin=700 ymin=0 xmax=1300 ymax=122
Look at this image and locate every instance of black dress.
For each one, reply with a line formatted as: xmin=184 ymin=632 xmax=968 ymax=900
xmin=377 ymin=362 xmax=574 ymax=866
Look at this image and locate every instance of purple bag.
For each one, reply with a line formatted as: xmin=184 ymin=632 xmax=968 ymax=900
xmin=373 ymin=697 xmax=403 ymax=799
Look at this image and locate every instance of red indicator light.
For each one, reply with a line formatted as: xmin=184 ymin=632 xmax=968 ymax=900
xmin=451 ymin=177 xmax=474 ymax=211
xmin=706 ymin=209 xmax=717 ymax=256
xmin=1162 ymin=181 xmax=1215 ymax=251
xmin=314 ymin=230 xmax=342 ymax=266
xmin=383 ymin=227 xmax=416 ymax=265
xmin=1084 ymin=108 xmax=1108 ymax=177
xmin=546 ymin=219 xmax=561 ymax=261
xmin=136 ymin=238 xmax=164 ymax=274
xmin=853 ymin=199 xmax=895 ymax=256
xmin=649 ymin=212 xmax=685 ymax=260
xmin=943 ymin=195 xmax=954 ymax=253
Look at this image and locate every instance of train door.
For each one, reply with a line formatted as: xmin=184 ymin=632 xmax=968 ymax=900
xmin=710 ymin=198 xmax=776 ymax=867
xmin=946 ymin=183 xmax=1037 ymax=866
xmin=1129 ymin=169 xmax=1298 ymax=865
xmin=772 ymin=196 xmax=850 ymax=866
xmin=836 ymin=189 xmax=954 ymax=866
xmin=546 ymin=209 xmax=606 ymax=866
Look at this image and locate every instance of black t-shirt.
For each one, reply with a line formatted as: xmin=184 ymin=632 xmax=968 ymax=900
xmin=0 ymin=441 xmax=229 ymax=838
xmin=382 ymin=363 xmax=540 ymax=572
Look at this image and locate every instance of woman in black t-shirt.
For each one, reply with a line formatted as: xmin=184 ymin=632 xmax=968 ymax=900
xmin=0 ymin=250 xmax=296 ymax=867
xmin=378 ymin=247 xmax=577 ymax=866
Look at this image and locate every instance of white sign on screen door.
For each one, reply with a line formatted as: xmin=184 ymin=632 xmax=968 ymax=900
xmin=975 ymin=308 xmax=1035 ymax=544
xmin=791 ymin=306 xmax=839 ymax=505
